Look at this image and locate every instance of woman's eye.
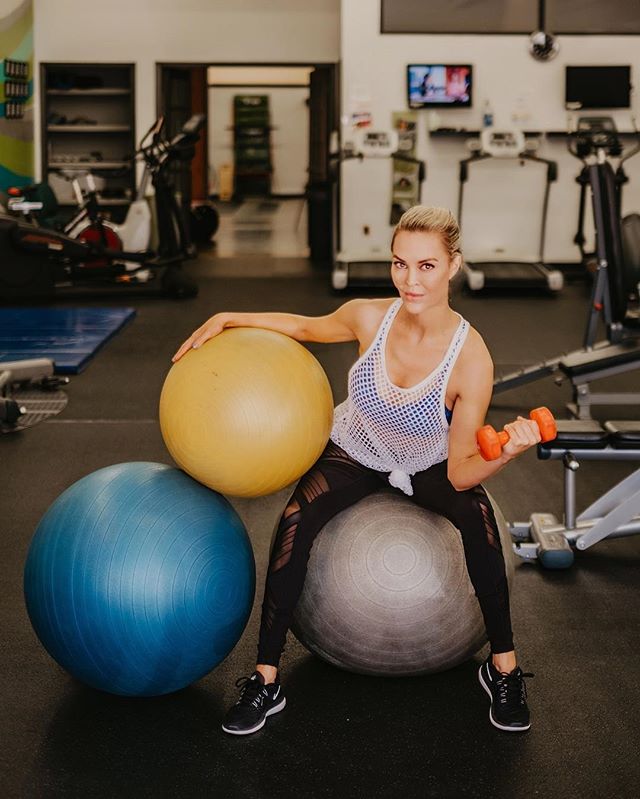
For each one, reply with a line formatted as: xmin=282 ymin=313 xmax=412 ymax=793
xmin=392 ymin=260 xmax=406 ymax=268
xmin=420 ymin=263 xmax=435 ymax=270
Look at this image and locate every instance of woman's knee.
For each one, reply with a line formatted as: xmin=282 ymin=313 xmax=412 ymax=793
xmin=434 ymin=482 xmax=484 ymax=519
xmin=445 ymin=486 xmax=503 ymax=550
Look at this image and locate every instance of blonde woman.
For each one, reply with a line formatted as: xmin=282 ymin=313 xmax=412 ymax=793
xmin=173 ymin=206 xmax=537 ymax=735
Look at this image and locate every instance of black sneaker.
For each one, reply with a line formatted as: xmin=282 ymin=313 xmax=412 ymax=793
xmin=221 ymin=671 xmax=286 ymax=736
xmin=478 ymin=657 xmax=533 ymax=732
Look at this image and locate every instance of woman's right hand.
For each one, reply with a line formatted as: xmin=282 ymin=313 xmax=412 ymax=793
xmin=172 ymin=313 xmax=227 ymax=362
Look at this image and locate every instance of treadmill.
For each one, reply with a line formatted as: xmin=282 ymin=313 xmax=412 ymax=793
xmin=458 ymin=128 xmax=563 ymax=292
xmin=332 ymin=129 xmax=426 ymax=290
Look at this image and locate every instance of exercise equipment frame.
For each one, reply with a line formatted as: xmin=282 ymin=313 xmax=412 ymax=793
xmin=510 ymin=419 xmax=640 ymax=568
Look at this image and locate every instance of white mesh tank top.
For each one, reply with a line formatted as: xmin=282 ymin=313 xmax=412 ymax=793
xmin=330 ymin=298 xmax=470 ymax=496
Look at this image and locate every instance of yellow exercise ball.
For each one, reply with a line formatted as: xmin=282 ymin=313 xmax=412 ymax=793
xmin=159 ymin=328 xmax=334 ymax=497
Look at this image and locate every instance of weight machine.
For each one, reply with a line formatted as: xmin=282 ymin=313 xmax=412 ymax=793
xmin=511 ymin=419 xmax=640 ymax=568
xmin=494 ymin=118 xmax=640 ymax=418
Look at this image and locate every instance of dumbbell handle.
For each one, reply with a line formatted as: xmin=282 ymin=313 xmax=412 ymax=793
xmin=477 ymin=407 xmax=556 ymax=461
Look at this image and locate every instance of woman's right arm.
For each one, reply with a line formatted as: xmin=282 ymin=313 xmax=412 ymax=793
xmin=171 ymin=299 xmax=372 ymax=362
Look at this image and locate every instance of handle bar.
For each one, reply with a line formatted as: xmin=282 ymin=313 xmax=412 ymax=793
xmin=138 ymin=114 xmax=205 ymax=170
xmin=139 ymin=116 xmax=165 ymax=151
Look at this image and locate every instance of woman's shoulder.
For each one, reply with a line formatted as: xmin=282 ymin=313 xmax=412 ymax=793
xmin=344 ymin=296 xmax=396 ymax=331
xmin=447 ymin=321 xmax=493 ymax=405
xmin=344 ymin=297 xmax=396 ymax=350
xmin=347 ymin=296 xmax=397 ymax=315
xmin=457 ymin=322 xmax=493 ymax=367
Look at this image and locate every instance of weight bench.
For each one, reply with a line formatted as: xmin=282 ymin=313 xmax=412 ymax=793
xmin=560 ymin=340 xmax=640 ymax=419
xmin=510 ymin=419 xmax=640 ymax=568
xmin=494 ymin=337 xmax=640 ymax=420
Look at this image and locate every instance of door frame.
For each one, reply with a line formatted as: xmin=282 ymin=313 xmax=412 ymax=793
xmin=157 ymin=60 xmax=339 ymax=184
xmin=156 ymin=61 xmax=339 ymax=263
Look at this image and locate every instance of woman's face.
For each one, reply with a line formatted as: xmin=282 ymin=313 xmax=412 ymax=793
xmin=390 ymin=230 xmax=461 ymax=314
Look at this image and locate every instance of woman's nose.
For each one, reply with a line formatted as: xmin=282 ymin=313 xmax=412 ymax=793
xmin=406 ymin=268 xmax=420 ymax=285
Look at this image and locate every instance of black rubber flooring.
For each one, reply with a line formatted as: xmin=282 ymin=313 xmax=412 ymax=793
xmin=2 ymin=264 xmax=639 ymax=798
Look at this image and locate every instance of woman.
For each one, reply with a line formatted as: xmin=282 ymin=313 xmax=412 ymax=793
xmin=172 ymin=205 xmax=537 ymax=736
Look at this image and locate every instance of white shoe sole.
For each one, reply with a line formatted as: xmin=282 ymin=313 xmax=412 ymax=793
xmin=221 ymin=696 xmax=287 ymax=736
xmin=478 ymin=665 xmax=531 ymax=732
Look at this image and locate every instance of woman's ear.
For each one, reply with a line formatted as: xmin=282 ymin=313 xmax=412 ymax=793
xmin=449 ymin=253 xmax=462 ymax=279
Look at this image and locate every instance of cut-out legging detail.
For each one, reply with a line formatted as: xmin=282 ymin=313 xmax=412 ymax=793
xmin=257 ymin=441 xmax=514 ymax=667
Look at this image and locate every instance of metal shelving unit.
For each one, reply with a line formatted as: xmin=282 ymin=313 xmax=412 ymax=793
xmin=40 ymin=63 xmax=135 ymax=218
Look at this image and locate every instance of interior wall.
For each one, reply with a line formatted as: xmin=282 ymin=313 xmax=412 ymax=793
xmin=340 ymin=0 xmax=640 ymax=262
xmin=209 ymin=85 xmax=310 ymax=196
xmin=31 ymin=0 xmax=340 ymax=179
xmin=0 ymin=0 xmax=34 ymax=190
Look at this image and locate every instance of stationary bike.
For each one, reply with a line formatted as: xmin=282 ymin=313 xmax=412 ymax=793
xmin=0 ymin=115 xmax=206 ymax=299
xmin=8 ymin=171 xmax=141 ymax=270
xmin=58 ymin=167 xmax=151 ymax=257
xmin=7 ymin=116 xmax=202 ymax=266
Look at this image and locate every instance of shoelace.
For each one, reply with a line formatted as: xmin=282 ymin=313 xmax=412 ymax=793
xmin=496 ymin=668 xmax=534 ymax=708
xmin=235 ymin=675 xmax=270 ymax=709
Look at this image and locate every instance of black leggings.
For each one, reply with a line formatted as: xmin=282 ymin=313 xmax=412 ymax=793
xmin=258 ymin=441 xmax=514 ymax=667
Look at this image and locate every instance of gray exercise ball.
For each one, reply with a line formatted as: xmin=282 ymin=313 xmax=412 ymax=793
xmin=290 ymin=492 xmax=514 ymax=676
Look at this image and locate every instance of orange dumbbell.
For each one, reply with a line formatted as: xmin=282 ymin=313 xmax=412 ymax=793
xmin=477 ymin=407 xmax=557 ymax=461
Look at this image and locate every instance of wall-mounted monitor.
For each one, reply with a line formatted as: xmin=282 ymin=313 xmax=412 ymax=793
xmin=407 ymin=64 xmax=472 ymax=109
xmin=565 ymin=66 xmax=632 ymax=110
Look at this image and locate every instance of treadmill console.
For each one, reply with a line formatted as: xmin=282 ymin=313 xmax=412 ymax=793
xmin=350 ymin=129 xmax=400 ymax=158
xmin=480 ymin=128 xmax=526 ymax=158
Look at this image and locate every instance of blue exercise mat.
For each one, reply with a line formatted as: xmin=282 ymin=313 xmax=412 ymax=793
xmin=0 ymin=307 xmax=136 ymax=374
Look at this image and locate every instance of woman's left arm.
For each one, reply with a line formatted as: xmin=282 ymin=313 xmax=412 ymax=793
xmin=446 ymin=332 xmax=541 ymax=491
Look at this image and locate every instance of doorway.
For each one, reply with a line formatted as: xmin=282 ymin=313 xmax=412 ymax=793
xmin=157 ymin=61 xmax=338 ymax=266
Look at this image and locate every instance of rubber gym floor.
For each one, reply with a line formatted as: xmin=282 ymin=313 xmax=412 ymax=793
xmin=2 ymin=259 xmax=639 ymax=799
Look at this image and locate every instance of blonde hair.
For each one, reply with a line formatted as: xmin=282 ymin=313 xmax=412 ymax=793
xmin=391 ymin=205 xmax=462 ymax=259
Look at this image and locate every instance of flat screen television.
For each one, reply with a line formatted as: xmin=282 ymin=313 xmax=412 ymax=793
xmin=407 ymin=64 xmax=472 ymax=109
xmin=565 ymin=66 xmax=632 ymax=110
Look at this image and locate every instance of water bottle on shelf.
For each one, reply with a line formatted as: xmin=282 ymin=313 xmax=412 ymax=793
xmin=482 ymin=100 xmax=494 ymax=128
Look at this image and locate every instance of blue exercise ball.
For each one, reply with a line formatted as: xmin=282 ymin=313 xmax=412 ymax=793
xmin=24 ymin=462 xmax=255 ymax=697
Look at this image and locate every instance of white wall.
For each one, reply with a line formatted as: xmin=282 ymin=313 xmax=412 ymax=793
xmin=31 ymin=0 xmax=340 ymax=178
xmin=340 ymin=0 xmax=640 ymax=262
xmin=209 ymin=86 xmax=309 ymax=196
